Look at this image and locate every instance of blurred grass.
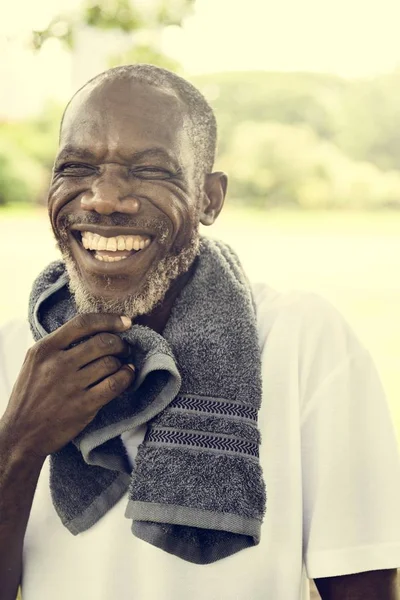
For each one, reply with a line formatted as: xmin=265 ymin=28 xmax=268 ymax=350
xmin=1 ymin=205 xmax=399 ymax=440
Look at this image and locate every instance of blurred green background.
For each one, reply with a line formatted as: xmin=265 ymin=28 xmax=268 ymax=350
xmin=1 ymin=1 xmax=399 ymax=433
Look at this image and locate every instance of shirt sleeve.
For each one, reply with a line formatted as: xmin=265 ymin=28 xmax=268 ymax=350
xmin=302 ymin=345 xmax=400 ymax=579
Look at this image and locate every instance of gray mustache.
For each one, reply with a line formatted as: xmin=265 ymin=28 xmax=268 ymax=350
xmin=58 ymin=213 xmax=170 ymax=236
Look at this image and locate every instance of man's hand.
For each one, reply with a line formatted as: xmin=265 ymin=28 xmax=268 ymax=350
xmin=0 ymin=313 xmax=135 ymax=460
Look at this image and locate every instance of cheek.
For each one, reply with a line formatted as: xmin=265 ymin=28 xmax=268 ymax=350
xmin=142 ymin=183 xmax=198 ymax=248
xmin=48 ymin=175 xmax=199 ymax=251
xmin=170 ymin=205 xmax=200 ymax=253
xmin=48 ymin=178 xmax=86 ymax=232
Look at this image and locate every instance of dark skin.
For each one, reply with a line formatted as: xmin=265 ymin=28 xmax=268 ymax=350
xmin=0 ymin=79 xmax=397 ymax=599
xmin=314 ymin=569 xmax=398 ymax=599
xmin=50 ymin=79 xmax=227 ymax=315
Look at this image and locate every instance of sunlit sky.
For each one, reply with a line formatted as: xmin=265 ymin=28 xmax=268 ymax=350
xmin=2 ymin=0 xmax=400 ymax=117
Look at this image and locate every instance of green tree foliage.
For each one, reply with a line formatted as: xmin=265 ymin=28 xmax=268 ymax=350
xmin=0 ymin=138 xmax=47 ymax=206
xmin=192 ymin=71 xmax=400 ymax=209
xmin=0 ymin=102 xmax=62 ymax=206
xmin=32 ymin=0 xmax=194 ymax=52
xmin=191 ymin=71 xmax=346 ymax=156
xmin=333 ymin=70 xmax=400 ymax=171
xmin=222 ymin=121 xmax=400 ymax=209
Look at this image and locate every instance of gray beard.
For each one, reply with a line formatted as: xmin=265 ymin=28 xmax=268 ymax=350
xmin=62 ymin=232 xmax=200 ymax=319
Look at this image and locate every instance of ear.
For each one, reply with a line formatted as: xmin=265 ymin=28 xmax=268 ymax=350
xmin=199 ymin=172 xmax=228 ymax=226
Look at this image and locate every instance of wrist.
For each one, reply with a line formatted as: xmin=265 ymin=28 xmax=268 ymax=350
xmin=0 ymin=419 xmax=46 ymax=471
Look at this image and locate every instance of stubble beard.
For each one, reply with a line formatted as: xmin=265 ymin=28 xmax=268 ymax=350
xmin=57 ymin=219 xmax=201 ymax=319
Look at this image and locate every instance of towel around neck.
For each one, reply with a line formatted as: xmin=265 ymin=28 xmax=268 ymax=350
xmin=28 ymin=237 xmax=266 ymax=564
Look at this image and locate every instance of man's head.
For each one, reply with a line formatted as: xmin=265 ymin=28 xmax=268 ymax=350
xmin=49 ymin=64 xmax=227 ymax=319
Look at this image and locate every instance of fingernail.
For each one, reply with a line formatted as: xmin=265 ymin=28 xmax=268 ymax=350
xmin=126 ymin=363 xmax=135 ymax=372
xmin=120 ymin=316 xmax=132 ymax=328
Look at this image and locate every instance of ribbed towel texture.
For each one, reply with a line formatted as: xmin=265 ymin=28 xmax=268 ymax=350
xmin=28 ymin=237 xmax=266 ymax=564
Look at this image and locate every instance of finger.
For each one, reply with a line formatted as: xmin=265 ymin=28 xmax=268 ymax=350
xmin=68 ymin=332 xmax=131 ymax=369
xmin=79 ymin=355 xmax=123 ymax=389
xmin=45 ymin=313 xmax=132 ymax=351
xmin=87 ymin=364 xmax=136 ymax=409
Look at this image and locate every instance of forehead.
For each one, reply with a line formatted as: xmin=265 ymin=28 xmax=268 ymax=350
xmin=59 ymin=79 xmax=190 ymax=161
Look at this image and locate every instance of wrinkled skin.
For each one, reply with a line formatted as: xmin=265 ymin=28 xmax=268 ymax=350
xmin=49 ymin=79 xmax=225 ymax=309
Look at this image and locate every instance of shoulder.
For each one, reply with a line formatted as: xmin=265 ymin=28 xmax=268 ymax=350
xmin=251 ymin=282 xmax=373 ymax=411
xmin=252 ymin=281 xmax=365 ymax=355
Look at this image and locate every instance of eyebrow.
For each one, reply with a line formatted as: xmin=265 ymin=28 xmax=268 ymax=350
xmin=55 ymin=145 xmax=181 ymax=170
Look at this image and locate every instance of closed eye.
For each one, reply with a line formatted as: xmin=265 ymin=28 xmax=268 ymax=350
xmin=54 ymin=163 xmax=98 ymax=177
xmin=129 ymin=167 xmax=178 ymax=180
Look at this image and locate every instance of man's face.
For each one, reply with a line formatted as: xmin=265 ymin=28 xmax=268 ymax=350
xmin=49 ymin=79 xmax=202 ymax=317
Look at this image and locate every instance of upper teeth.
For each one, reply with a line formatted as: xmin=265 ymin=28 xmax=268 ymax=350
xmin=81 ymin=232 xmax=151 ymax=252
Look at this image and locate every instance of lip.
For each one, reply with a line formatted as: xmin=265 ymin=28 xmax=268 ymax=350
xmin=71 ymin=224 xmax=154 ymax=239
xmin=69 ymin=229 xmax=156 ymax=275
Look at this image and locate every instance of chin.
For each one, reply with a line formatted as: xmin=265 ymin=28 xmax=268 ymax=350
xmin=62 ymin=234 xmax=200 ymax=319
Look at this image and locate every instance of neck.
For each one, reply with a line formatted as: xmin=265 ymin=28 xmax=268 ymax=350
xmin=135 ymin=262 xmax=196 ymax=334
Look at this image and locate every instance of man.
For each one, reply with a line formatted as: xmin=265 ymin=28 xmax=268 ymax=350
xmin=1 ymin=64 xmax=400 ymax=600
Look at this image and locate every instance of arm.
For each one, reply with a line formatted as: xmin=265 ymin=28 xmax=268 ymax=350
xmin=0 ymin=428 xmax=45 ymax=600
xmin=0 ymin=313 xmax=135 ymax=599
xmin=315 ymin=569 xmax=399 ymax=600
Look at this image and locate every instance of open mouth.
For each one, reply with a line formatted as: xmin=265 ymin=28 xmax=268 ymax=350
xmin=72 ymin=230 xmax=152 ymax=263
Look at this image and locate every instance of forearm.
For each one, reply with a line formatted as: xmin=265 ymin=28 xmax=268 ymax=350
xmin=315 ymin=569 xmax=399 ymax=600
xmin=0 ymin=425 xmax=44 ymax=600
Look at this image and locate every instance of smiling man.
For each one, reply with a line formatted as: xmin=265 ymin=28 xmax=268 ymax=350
xmin=1 ymin=65 xmax=400 ymax=600
xmin=52 ymin=69 xmax=223 ymax=329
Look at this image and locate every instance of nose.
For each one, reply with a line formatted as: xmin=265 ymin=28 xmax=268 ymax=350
xmin=80 ymin=167 xmax=140 ymax=215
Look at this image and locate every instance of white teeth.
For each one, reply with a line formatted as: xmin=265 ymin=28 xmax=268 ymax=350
xmin=81 ymin=231 xmax=151 ymax=252
xmin=94 ymin=253 xmax=128 ymax=262
xmin=106 ymin=237 xmax=117 ymax=251
xmin=98 ymin=237 xmax=107 ymax=251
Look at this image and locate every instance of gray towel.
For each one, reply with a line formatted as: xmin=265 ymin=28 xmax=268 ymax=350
xmin=28 ymin=237 xmax=266 ymax=564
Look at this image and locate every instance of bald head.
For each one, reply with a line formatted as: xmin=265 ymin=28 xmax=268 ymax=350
xmin=60 ymin=64 xmax=217 ymax=182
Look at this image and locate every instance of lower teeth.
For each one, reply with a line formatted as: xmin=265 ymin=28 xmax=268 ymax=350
xmin=94 ymin=253 xmax=129 ymax=262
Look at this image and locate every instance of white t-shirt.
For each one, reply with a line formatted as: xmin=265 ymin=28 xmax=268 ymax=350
xmin=1 ymin=283 xmax=400 ymax=600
